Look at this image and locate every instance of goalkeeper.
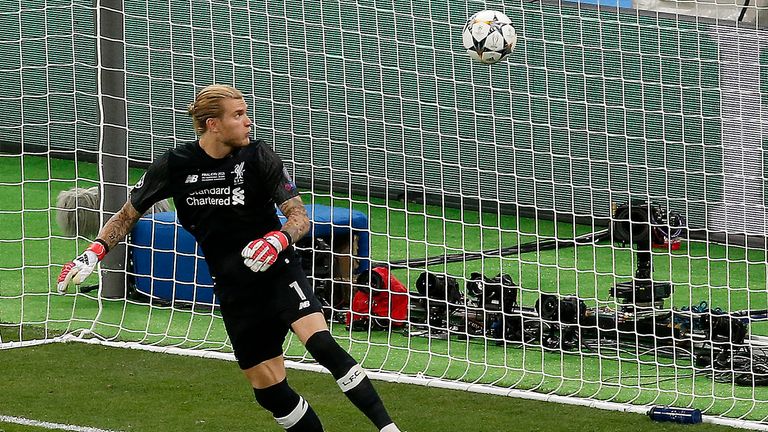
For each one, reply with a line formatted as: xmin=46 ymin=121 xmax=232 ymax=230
xmin=57 ymin=84 xmax=401 ymax=432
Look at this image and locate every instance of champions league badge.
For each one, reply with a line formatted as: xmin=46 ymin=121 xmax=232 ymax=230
xmin=282 ymin=167 xmax=297 ymax=192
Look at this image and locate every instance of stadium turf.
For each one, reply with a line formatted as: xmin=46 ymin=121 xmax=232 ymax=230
xmin=0 ymin=343 xmax=749 ymax=432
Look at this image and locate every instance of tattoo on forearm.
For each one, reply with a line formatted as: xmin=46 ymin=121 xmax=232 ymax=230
xmin=279 ymin=197 xmax=310 ymax=243
xmin=97 ymin=202 xmax=141 ymax=249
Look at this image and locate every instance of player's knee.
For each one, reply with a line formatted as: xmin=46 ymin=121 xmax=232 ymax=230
xmin=304 ymin=330 xmax=364 ymax=391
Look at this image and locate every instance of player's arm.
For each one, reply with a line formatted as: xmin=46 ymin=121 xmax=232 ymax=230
xmin=241 ymin=196 xmax=309 ymax=273
xmin=97 ymin=201 xmax=143 ymax=250
xmin=56 ymin=201 xmax=142 ymax=294
xmin=277 ymin=195 xmax=310 ymax=243
xmin=56 ymin=150 xmax=171 ymax=293
xmin=241 ymin=143 xmax=309 ymax=273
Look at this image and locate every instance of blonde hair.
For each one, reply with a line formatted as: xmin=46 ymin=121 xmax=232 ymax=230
xmin=186 ymin=84 xmax=244 ymax=135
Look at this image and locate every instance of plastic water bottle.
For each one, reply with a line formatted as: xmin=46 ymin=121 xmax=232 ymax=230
xmin=647 ymin=406 xmax=702 ymax=424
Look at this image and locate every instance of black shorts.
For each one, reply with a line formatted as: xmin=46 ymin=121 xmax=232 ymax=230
xmin=215 ymin=251 xmax=323 ymax=370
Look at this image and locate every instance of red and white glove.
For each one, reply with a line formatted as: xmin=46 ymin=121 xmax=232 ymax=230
xmin=241 ymin=231 xmax=291 ymax=273
xmin=57 ymin=241 xmax=108 ymax=294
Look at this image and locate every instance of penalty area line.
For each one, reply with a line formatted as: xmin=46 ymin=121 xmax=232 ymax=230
xmin=0 ymin=415 xmax=120 ymax=432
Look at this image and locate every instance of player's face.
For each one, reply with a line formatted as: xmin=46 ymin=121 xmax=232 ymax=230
xmin=215 ymin=98 xmax=252 ymax=148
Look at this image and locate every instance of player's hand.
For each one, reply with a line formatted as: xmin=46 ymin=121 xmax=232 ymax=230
xmin=57 ymin=241 xmax=108 ymax=294
xmin=241 ymin=231 xmax=291 ymax=273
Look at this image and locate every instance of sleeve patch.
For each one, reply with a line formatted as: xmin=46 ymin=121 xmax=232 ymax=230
xmin=282 ymin=167 xmax=297 ymax=193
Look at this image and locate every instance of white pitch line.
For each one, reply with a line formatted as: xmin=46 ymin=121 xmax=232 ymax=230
xmin=0 ymin=415 xmax=120 ymax=432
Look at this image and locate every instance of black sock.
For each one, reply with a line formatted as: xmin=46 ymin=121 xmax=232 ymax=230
xmin=280 ymin=399 xmax=323 ymax=432
xmin=305 ymin=331 xmax=393 ymax=429
xmin=253 ymin=379 xmax=323 ymax=431
xmin=340 ymin=370 xmax=393 ymax=429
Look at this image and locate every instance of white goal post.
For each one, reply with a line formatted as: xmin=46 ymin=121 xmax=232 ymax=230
xmin=1 ymin=0 xmax=768 ymax=429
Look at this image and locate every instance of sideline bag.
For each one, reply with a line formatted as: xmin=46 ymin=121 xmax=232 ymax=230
xmin=346 ymin=267 xmax=409 ymax=330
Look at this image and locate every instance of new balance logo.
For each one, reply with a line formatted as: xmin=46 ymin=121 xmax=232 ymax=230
xmin=232 ymin=187 xmax=245 ymax=205
xmin=185 ymin=174 xmax=199 ymax=183
xmin=299 ymin=300 xmax=310 ymax=310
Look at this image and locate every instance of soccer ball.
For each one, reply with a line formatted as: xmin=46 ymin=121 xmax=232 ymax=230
xmin=462 ymin=10 xmax=517 ymax=65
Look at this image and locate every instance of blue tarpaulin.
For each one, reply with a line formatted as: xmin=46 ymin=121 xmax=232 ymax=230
xmin=131 ymin=205 xmax=370 ymax=305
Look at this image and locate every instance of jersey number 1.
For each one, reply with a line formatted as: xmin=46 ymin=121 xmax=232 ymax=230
xmin=290 ymin=281 xmax=310 ymax=310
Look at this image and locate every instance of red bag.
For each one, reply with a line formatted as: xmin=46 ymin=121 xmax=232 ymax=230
xmin=346 ymin=266 xmax=408 ymax=329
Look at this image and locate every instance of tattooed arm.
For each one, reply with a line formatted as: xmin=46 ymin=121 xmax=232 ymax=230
xmin=241 ymin=195 xmax=310 ymax=273
xmin=56 ymin=200 xmax=143 ymax=293
xmin=96 ymin=201 xmax=143 ymax=250
xmin=278 ymin=196 xmax=310 ymax=243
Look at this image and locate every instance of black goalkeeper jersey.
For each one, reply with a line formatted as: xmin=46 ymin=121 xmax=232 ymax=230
xmin=130 ymin=139 xmax=299 ymax=282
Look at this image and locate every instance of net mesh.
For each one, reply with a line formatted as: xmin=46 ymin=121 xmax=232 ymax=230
xmin=1 ymin=0 xmax=768 ymax=424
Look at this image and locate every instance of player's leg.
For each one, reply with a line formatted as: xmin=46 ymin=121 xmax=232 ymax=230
xmin=276 ymin=252 xmax=400 ymax=431
xmin=218 ymin=281 xmax=323 ymax=432
xmin=293 ymin=313 xmax=401 ymax=432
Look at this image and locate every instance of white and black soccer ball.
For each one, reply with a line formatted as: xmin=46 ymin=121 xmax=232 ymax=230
xmin=462 ymin=10 xmax=517 ymax=65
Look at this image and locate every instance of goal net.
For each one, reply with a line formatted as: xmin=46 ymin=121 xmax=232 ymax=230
xmin=2 ymin=0 xmax=768 ymax=427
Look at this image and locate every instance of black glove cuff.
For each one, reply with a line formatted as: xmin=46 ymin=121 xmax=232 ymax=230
xmin=94 ymin=238 xmax=110 ymax=253
xmin=279 ymin=230 xmax=293 ymax=246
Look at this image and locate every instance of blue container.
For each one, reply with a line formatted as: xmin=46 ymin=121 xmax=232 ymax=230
xmin=131 ymin=205 xmax=372 ymax=305
xmin=280 ymin=204 xmax=371 ymax=273
xmin=131 ymin=212 xmax=216 ymax=305
xmin=647 ymin=406 xmax=702 ymax=424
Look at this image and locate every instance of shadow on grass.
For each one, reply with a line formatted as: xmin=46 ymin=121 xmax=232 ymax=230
xmin=0 ymin=322 xmax=64 ymax=343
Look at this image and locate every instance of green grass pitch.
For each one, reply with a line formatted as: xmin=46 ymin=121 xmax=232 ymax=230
xmin=0 ymin=343 xmax=747 ymax=432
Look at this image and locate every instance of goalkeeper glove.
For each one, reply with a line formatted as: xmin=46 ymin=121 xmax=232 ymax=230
xmin=57 ymin=240 xmax=108 ymax=294
xmin=241 ymin=231 xmax=291 ymax=273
